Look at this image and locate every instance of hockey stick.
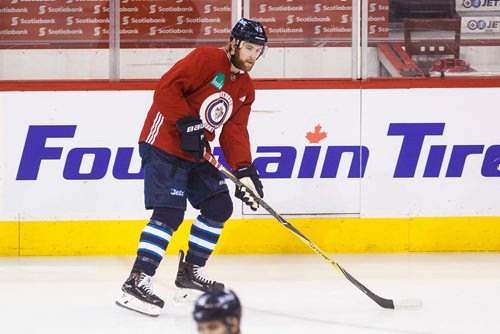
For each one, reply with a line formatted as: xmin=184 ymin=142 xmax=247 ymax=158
xmin=204 ymin=152 xmax=422 ymax=310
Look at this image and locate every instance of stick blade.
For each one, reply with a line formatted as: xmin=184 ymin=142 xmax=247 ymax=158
xmin=393 ymin=298 xmax=423 ymax=310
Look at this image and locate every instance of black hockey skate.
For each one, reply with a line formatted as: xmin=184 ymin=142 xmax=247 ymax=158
xmin=116 ymin=271 xmax=164 ymax=317
xmin=174 ymin=250 xmax=224 ymax=302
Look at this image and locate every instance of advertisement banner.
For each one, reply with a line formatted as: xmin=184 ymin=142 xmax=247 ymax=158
xmin=248 ymin=0 xmax=389 ymax=41
xmin=0 ymin=91 xmax=151 ymax=221
xmin=0 ymin=89 xmax=361 ymax=221
xmin=0 ymin=0 xmax=388 ymax=46
xmin=0 ymin=0 xmax=231 ymax=44
xmin=456 ymin=0 xmax=500 ymax=12
xmin=245 ymin=89 xmax=362 ymax=215
xmin=1 ymin=88 xmax=499 ymax=221
xmin=461 ymin=15 xmax=500 ymax=33
xmin=361 ymin=88 xmax=500 ymax=217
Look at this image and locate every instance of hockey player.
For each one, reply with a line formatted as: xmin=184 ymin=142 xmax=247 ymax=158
xmin=193 ymin=289 xmax=242 ymax=334
xmin=115 ymin=18 xmax=267 ymax=317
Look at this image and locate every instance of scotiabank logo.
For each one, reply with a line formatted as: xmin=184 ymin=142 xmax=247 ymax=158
xmin=15 ymin=123 xmax=500 ymax=180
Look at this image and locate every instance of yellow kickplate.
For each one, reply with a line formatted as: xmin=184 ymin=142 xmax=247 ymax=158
xmin=6 ymin=216 xmax=500 ymax=256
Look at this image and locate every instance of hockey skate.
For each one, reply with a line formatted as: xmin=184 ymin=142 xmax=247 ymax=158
xmin=174 ymin=250 xmax=224 ymax=303
xmin=116 ymin=271 xmax=165 ymax=317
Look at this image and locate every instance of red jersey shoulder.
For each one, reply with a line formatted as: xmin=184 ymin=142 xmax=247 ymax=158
xmin=190 ymin=46 xmax=228 ymax=66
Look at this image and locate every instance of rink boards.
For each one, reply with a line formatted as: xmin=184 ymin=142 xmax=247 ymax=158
xmin=0 ymin=87 xmax=499 ymax=255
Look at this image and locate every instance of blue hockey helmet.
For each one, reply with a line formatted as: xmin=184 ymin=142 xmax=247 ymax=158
xmin=230 ymin=18 xmax=267 ymax=46
xmin=193 ymin=288 xmax=242 ymax=323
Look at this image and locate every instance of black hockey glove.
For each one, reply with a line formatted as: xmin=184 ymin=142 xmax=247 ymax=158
xmin=176 ymin=116 xmax=206 ymax=161
xmin=233 ymin=164 xmax=264 ymax=211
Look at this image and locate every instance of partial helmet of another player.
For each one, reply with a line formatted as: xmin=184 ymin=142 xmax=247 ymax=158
xmin=230 ymin=18 xmax=267 ymax=47
xmin=193 ymin=288 xmax=242 ymax=323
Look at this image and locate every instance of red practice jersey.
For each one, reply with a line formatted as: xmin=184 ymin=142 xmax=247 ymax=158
xmin=139 ymin=46 xmax=255 ymax=170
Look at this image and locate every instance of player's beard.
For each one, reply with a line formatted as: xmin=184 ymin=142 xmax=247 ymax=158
xmin=230 ymin=51 xmax=254 ymax=72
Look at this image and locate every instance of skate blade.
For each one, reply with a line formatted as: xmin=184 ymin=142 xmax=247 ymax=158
xmin=116 ymin=292 xmax=161 ymax=317
xmin=173 ymin=288 xmax=203 ymax=303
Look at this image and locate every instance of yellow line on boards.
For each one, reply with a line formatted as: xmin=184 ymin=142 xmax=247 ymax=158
xmin=0 ymin=216 xmax=498 ymax=256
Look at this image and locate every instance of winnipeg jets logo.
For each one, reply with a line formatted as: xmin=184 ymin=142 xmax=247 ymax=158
xmin=210 ymin=103 xmax=226 ymax=123
xmin=199 ymin=92 xmax=233 ymax=132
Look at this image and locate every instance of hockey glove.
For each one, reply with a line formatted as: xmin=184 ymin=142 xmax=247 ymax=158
xmin=176 ymin=116 xmax=206 ymax=161
xmin=233 ymin=164 xmax=264 ymax=211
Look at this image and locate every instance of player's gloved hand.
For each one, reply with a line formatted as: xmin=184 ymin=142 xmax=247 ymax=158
xmin=233 ymin=164 xmax=264 ymax=211
xmin=176 ymin=116 xmax=206 ymax=161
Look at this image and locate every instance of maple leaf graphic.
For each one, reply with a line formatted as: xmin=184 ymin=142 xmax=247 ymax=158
xmin=305 ymin=124 xmax=327 ymax=143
